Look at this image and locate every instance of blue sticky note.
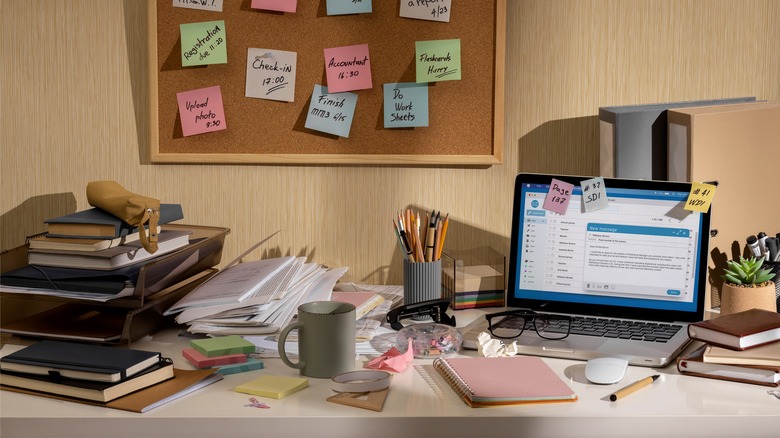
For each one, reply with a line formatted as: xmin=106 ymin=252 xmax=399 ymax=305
xmin=217 ymin=358 xmax=265 ymax=375
xmin=304 ymin=84 xmax=358 ymax=138
xmin=326 ymin=0 xmax=372 ymax=15
xmin=383 ymin=83 xmax=429 ymax=128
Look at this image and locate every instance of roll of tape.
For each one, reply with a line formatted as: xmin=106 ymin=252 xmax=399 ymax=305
xmin=331 ymin=370 xmax=392 ymax=393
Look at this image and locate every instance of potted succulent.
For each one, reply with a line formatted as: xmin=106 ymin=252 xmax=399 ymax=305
xmin=719 ymin=256 xmax=777 ymax=315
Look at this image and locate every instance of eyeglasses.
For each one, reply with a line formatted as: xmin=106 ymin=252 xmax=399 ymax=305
xmin=485 ymin=310 xmax=571 ymax=340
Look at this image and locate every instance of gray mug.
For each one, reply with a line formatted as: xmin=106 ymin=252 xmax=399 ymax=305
xmin=278 ymin=301 xmax=356 ymax=378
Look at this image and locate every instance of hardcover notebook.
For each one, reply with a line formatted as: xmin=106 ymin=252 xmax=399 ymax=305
xmin=687 ymin=308 xmax=780 ymax=350
xmin=0 ymin=340 xmax=162 ymax=382
xmin=44 ymin=203 xmax=184 ymax=239
xmin=432 ymin=356 xmax=576 ymax=407
xmin=677 ymin=345 xmax=780 ymax=387
xmin=461 ymin=173 xmax=712 ymax=367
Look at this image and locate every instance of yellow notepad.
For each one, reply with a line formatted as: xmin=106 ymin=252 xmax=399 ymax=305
xmin=234 ymin=375 xmax=309 ymax=399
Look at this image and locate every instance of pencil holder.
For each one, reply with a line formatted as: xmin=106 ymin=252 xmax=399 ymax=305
xmin=403 ymin=259 xmax=442 ymax=319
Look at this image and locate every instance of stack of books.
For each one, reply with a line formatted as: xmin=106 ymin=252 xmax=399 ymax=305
xmin=678 ymin=308 xmax=780 ymax=387
xmin=0 ymin=204 xmax=185 ymax=301
xmin=0 ymin=340 xmax=174 ymax=402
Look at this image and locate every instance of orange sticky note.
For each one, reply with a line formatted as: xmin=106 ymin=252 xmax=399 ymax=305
xmin=684 ymin=182 xmax=716 ymax=213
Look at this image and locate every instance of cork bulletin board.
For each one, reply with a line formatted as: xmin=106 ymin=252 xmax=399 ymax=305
xmin=148 ymin=0 xmax=505 ymax=165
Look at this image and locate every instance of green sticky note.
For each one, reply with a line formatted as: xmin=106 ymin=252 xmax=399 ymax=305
xmin=415 ymin=39 xmax=461 ymax=83
xmin=180 ymin=20 xmax=227 ymax=67
xmin=190 ymin=335 xmax=255 ymax=357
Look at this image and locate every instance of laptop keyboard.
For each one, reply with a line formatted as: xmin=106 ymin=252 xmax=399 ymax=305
xmin=566 ymin=316 xmax=683 ymax=343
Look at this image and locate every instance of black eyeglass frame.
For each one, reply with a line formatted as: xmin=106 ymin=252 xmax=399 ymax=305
xmin=484 ymin=310 xmax=572 ymax=340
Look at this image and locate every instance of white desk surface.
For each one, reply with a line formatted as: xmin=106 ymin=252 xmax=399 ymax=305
xmin=1 ymin=308 xmax=778 ymax=438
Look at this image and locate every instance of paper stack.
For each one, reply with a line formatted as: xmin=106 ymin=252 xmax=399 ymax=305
xmin=165 ymin=255 xmax=347 ymax=336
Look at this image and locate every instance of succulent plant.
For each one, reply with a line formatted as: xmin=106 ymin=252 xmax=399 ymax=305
xmin=721 ymin=256 xmax=776 ymax=286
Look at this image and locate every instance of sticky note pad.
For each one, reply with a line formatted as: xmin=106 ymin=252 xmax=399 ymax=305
xmin=245 ymin=48 xmax=298 ymax=102
xmin=383 ymin=83 xmax=428 ymax=128
xmin=234 ymin=375 xmax=309 ymax=399
xmin=304 ymin=84 xmax=358 ymax=138
xmin=190 ymin=335 xmax=255 ymax=358
xmin=543 ymin=178 xmax=574 ymax=214
xmin=326 ymin=0 xmax=372 ymax=15
xmin=182 ymin=347 xmax=247 ymax=369
xmin=180 ymin=21 xmax=227 ymax=67
xmin=176 ymin=86 xmax=227 ymax=137
xmin=400 ymin=0 xmax=451 ymax=22
xmin=580 ymin=177 xmax=608 ymax=212
xmin=251 ymin=0 xmax=296 ymax=13
xmin=685 ymin=182 xmax=716 ymax=213
xmin=217 ymin=358 xmax=265 ymax=375
xmin=324 ymin=44 xmax=372 ymax=93
xmin=415 ymin=39 xmax=461 ymax=83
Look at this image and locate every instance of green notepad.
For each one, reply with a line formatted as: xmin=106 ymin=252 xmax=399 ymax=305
xmin=189 ymin=336 xmax=255 ymax=358
xmin=234 ymin=375 xmax=309 ymax=399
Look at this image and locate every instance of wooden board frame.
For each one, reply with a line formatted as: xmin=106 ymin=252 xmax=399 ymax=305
xmin=148 ymin=1 xmax=505 ymax=165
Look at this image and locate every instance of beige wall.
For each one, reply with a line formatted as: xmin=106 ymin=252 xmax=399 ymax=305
xmin=2 ymin=0 xmax=779 ymax=288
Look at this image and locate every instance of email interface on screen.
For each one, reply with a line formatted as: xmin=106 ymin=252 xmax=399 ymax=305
xmin=515 ymin=183 xmax=705 ymax=313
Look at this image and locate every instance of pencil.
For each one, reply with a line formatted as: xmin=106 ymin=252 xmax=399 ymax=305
xmin=609 ymin=375 xmax=659 ymax=402
xmin=436 ymin=213 xmax=449 ymax=260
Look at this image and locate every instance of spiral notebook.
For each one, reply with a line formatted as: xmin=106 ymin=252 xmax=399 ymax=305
xmin=432 ymin=356 xmax=577 ymax=407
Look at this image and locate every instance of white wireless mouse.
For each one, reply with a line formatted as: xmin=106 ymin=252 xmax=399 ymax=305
xmin=584 ymin=357 xmax=628 ymax=385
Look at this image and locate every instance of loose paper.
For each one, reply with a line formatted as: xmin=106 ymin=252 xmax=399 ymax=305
xmin=245 ymin=48 xmax=297 ymax=102
xmin=543 ymin=178 xmax=574 ymax=214
xmin=250 ymin=0 xmax=296 ymax=13
xmin=400 ymin=0 xmax=451 ymax=22
xmin=176 ymin=86 xmax=227 ymax=137
xmin=304 ymin=84 xmax=358 ymax=138
xmin=383 ymin=83 xmax=429 ymax=128
xmin=173 ymin=0 xmax=224 ymax=12
xmin=580 ymin=177 xmax=608 ymax=212
xmin=180 ymin=20 xmax=227 ymax=67
xmin=327 ymin=0 xmax=372 ymax=16
xmin=324 ymin=44 xmax=373 ymax=93
xmin=415 ymin=39 xmax=461 ymax=83
xmin=477 ymin=332 xmax=518 ymax=358
xmin=685 ymin=182 xmax=717 ymax=213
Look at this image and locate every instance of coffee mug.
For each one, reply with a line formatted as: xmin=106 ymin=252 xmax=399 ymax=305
xmin=278 ymin=301 xmax=356 ymax=378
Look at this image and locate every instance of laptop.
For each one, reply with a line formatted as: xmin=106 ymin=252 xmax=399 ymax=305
xmin=461 ymin=173 xmax=712 ymax=367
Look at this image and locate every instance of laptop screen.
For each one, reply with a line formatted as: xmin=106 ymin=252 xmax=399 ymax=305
xmin=507 ymin=173 xmax=711 ymax=323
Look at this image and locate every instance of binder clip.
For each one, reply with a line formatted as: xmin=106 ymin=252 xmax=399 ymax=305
xmin=386 ymin=298 xmax=455 ymax=331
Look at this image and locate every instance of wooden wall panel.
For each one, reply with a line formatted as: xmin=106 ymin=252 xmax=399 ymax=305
xmin=2 ymin=0 xmax=779 ymax=291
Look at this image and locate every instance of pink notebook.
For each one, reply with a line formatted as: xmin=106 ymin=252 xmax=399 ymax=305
xmin=433 ymin=356 xmax=577 ymax=407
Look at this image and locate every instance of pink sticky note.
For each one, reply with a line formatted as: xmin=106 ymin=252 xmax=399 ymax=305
xmin=543 ymin=178 xmax=574 ymax=214
xmin=251 ymin=0 xmax=296 ymax=13
xmin=176 ymin=86 xmax=227 ymax=137
xmin=324 ymin=44 xmax=372 ymax=93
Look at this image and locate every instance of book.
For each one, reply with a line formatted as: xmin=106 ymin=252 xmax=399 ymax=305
xmin=677 ymin=345 xmax=780 ymax=387
xmin=28 ymin=226 xmax=162 ymax=252
xmin=0 ymin=263 xmax=141 ymax=294
xmin=234 ymin=375 xmax=309 ymax=399
xmin=44 ymin=203 xmax=184 ymax=239
xmin=687 ymin=308 xmax=780 ymax=350
xmin=703 ymin=342 xmax=780 ymax=367
xmin=189 ymin=335 xmax=256 ymax=358
xmin=0 ymin=359 xmax=174 ymax=402
xmin=1 ymin=367 xmax=222 ymax=413
xmin=331 ymin=291 xmax=385 ymax=320
xmin=27 ymin=230 xmax=190 ymax=270
xmin=181 ymin=347 xmax=247 ymax=368
xmin=0 ymin=340 xmax=162 ymax=383
xmin=432 ymin=356 xmax=577 ymax=407
xmin=598 ymin=97 xmax=756 ymax=180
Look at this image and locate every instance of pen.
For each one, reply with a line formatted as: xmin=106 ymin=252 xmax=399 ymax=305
xmin=609 ymin=375 xmax=659 ymax=401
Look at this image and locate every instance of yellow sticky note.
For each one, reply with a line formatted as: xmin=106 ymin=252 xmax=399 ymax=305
xmin=684 ymin=182 xmax=716 ymax=213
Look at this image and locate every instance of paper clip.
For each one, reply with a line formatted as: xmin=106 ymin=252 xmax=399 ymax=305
xmin=244 ymin=397 xmax=271 ymax=409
